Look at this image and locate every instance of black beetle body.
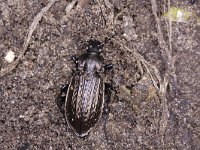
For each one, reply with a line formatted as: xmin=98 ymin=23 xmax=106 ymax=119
xmin=191 ymin=0 xmax=195 ymax=4
xmin=56 ymin=40 xmax=112 ymax=137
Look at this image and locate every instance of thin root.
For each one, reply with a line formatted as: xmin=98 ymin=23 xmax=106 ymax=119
xmin=0 ymin=0 xmax=58 ymax=77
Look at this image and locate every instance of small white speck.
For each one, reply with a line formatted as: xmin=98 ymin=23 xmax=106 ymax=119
xmin=19 ymin=115 xmax=24 ymax=118
xmin=4 ymin=50 xmax=15 ymax=63
xmin=177 ymin=10 xmax=183 ymax=21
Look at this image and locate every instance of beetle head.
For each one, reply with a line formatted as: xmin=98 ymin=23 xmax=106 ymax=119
xmin=86 ymin=39 xmax=103 ymax=54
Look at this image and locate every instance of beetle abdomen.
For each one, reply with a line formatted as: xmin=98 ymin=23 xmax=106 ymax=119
xmin=65 ymin=73 xmax=104 ymax=137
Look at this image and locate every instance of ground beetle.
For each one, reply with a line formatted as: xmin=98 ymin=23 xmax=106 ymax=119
xmin=56 ymin=39 xmax=113 ymax=137
xmin=191 ymin=0 xmax=196 ymax=4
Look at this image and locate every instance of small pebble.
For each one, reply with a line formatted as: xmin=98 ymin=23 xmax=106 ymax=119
xmin=4 ymin=50 xmax=15 ymax=63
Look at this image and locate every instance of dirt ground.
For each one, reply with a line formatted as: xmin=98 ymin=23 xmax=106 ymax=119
xmin=0 ymin=0 xmax=200 ymax=149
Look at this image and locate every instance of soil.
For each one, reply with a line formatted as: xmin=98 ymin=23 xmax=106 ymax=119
xmin=0 ymin=0 xmax=199 ymax=149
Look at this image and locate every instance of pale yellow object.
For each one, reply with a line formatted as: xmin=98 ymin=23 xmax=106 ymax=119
xmin=163 ymin=7 xmax=199 ymax=23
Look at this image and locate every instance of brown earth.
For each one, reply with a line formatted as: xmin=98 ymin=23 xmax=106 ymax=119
xmin=0 ymin=0 xmax=199 ymax=149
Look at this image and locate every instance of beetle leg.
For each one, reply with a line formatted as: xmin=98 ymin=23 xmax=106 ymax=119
xmin=103 ymin=83 xmax=113 ymax=113
xmin=70 ymin=56 xmax=79 ymax=65
xmin=191 ymin=0 xmax=195 ymax=4
xmin=104 ymin=64 xmax=113 ymax=72
xmin=70 ymin=56 xmax=80 ymax=72
xmin=103 ymin=83 xmax=113 ymax=141
xmin=55 ymin=84 xmax=69 ymax=114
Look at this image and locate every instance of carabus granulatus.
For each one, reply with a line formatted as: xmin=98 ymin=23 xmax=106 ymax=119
xmin=191 ymin=0 xmax=196 ymax=4
xmin=56 ymin=39 xmax=113 ymax=137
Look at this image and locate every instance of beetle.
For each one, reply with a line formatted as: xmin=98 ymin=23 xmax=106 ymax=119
xmin=56 ymin=39 xmax=113 ymax=137
xmin=191 ymin=0 xmax=196 ymax=4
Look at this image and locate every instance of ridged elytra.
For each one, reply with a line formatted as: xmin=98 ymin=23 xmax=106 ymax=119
xmin=56 ymin=39 xmax=113 ymax=137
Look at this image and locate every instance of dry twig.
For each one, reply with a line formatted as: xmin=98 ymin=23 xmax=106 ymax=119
xmin=113 ymin=37 xmax=162 ymax=91
xmin=0 ymin=0 xmax=58 ymax=77
xmin=150 ymin=0 xmax=177 ymax=146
